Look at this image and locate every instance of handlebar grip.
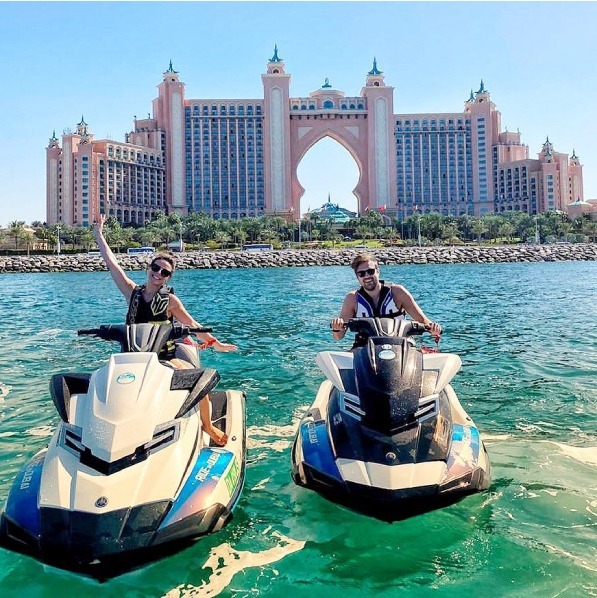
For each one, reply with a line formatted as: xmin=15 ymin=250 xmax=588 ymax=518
xmin=77 ymin=328 xmax=101 ymax=336
xmin=189 ymin=327 xmax=213 ymax=333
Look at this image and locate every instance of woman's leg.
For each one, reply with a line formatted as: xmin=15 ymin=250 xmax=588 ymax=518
xmin=199 ymin=394 xmax=228 ymax=446
xmin=169 ymin=358 xmax=227 ymax=446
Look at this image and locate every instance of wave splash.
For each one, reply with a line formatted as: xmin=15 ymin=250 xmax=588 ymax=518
xmin=164 ymin=530 xmax=305 ymax=597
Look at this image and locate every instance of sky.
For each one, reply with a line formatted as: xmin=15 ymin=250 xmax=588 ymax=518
xmin=1 ymin=1 xmax=596 ymax=225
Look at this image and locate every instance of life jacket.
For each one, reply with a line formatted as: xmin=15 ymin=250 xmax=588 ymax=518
xmin=353 ymin=281 xmax=405 ymax=348
xmin=126 ymin=285 xmax=175 ymax=359
xmin=355 ymin=281 xmax=405 ymax=319
xmin=126 ymin=285 xmax=172 ymax=324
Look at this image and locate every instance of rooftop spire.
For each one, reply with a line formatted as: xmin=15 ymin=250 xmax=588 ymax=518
xmin=322 ymin=77 xmax=332 ymax=88
xmin=78 ymin=115 xmax=87 ymax=126
xmin=368 ymin=57 xmax=382 ymax=75
xmin=270 ymin=45 xmax=282 ymax=62
xmin=468 ymin=89 xmax=475 ymax=102
xmin=477 ymin=80 xmax=486 ymax=94
xmin=166 ymin=60 xmax=178 ymax=73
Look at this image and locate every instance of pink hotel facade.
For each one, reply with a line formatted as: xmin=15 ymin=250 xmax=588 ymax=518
xmin=46 ymin=49 xmax=584 ymax=227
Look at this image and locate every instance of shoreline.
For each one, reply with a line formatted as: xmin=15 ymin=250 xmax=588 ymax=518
xmin=1 ymin=243 xmax=597 ymax=274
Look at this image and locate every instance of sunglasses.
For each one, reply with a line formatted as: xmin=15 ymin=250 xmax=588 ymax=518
xmin=356 ymin=268 xmax=377 ymax=278
xmin=149 ymin=263 xmax=173 ymax=277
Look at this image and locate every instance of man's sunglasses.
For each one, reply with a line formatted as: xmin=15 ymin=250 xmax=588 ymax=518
xmin=356 ymin=268 xmax=376 ymax=278
xmin=149 ymin=263 xmax=172 ymax=277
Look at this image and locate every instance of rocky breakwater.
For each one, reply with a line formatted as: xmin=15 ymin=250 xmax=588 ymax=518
xmin=1 ymin=244 xmax=596 ymax=275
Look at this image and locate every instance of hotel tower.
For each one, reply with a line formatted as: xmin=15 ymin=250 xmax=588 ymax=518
xmin=46 ymin=49 xmax=584 ymax=226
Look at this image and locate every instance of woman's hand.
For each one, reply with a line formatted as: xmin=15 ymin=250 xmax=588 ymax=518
xmin=426 ymin=321 xmax=442 ymax=339
xmin=94 ymin=214 xmax=106 ymax=239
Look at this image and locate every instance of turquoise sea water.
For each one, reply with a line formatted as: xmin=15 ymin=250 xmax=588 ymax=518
xmin=0 ymin=261 xmax=596 ymax=597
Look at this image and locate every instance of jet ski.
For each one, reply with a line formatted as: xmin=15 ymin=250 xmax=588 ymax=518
xmin=0 ymin=323 xmax=246 ymax=577
xmin=291 ymin=318 xmax=490 ymax=521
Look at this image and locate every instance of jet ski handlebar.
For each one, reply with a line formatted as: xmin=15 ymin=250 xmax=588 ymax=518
xmin=346 ymin=318 xmax=430 ymax=339
xmin=77 ymin=324 xmax=212 ymax=338
xmin=77 ymin=323 xmax=213 ymax=353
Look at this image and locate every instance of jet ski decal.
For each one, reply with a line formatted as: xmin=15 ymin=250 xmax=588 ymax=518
xmin=4 ymin=451 xmax=45 ymax=536
xmin=160 ymin=448 xmax=234 ymax=527
xmin=444 ymin=424 xmax=480 ymax=480
xmin=301 ymin=420 xmax=342 ymax=481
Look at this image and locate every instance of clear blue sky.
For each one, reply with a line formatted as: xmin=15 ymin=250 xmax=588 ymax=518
xmin=1 ymin=1 xmax=596 ymax=225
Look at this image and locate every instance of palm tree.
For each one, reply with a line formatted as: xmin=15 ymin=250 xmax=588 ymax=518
xmin=285 ymin=221 xmax=299 ymax=243
xmin=316 ymin=219 xmax=336 ymax=242
xmin=482 ymin=215 xmax=502 ymax=243
xmin=78 ymin=228 xmax=96 ymax=251
xmin=34 ymin=225 xmax=51 ymax=251
xmin=498 ymin=221 xmax=514 ymax=244
xmin=242 ymin=218 xmax=264 ymax=243
xmin=356 ymin=225 xmax=372 ymax=242
xmin=214 ymin=229 xmax=231 ymax=249
xmin=471 ymin=219 xmax=488 ymax=243
xmin=512 ymin=214 xmax=535 ymax=243
xmin=59 ymin=224 xmax=79 ymax=250
xmin=225 ymin=221 xmax=247 ymax=247
xmin=134 ymin=227 xmax=160 ymax=248
xmin=441 ymin=222 xmax=460 ymax=244
xmin=420 ymin=213 xmax=443 ymax=243
xmin=583 ymin=219 xmax=597 ymax=243
xmin=557 ymin=219 xmax=573 ymax=241
xmin=185 ymin=212 xmax=218 ymax=245
xmin=8 ymin=221 xmax=26 ymax=250
xmin=574 ymin=214 xmax=596 ymax=241
xmin=147 ymin=213 xmax=175 ymax=247
xmin=22 ymin=229 xmax=36 ymax=255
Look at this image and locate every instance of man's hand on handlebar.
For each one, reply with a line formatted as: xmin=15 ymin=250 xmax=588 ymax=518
xmin=330 ymin=318 xmax=346 ymax=334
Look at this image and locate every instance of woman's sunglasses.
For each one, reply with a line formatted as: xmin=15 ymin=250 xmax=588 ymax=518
xmin=356 ymin=268 xmax=377 ymax=278
xmin=149 ymin=263 xmax=172 ymax=277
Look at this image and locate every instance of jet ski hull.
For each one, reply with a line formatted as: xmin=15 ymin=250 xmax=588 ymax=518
xmin=0 ymin=389 xmax=246 ymax=578
xmin=292 ymin=381 xmax=490 ymax=521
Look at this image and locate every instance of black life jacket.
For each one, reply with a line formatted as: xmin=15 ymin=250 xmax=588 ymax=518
xmin=126 ymin=285 xmax=175 ymax=359
xmin=126 ymin=285 xmax=172 ymax=325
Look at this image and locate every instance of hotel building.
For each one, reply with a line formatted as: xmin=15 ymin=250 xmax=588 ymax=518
xmin=46 ymin=50 xmax=584 ymax=226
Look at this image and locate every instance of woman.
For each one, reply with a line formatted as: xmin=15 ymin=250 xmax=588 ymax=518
xmin=93 ymin=214 xmax=235 ymax=446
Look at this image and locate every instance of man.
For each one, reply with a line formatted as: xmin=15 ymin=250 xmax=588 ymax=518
xmin=330 ymin=253 xmax=442 ymax=347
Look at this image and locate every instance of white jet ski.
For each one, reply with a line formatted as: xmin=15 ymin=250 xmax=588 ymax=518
xmin=0 ymin=323 xmax=246 ymax=577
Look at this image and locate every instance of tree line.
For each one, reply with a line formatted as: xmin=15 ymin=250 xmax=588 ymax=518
xmin=2 ymin=210 xmax=595 ymax=254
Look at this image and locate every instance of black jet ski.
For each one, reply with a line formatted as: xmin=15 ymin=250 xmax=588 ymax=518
xmin=0 ymin=323 xmax=246 ymax=578
xmin=291 ymin=318 xmax=490 ymax=521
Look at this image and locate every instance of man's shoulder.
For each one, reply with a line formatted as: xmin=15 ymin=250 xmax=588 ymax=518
xmin=388 ymin=282 xmax=409 ymax=298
